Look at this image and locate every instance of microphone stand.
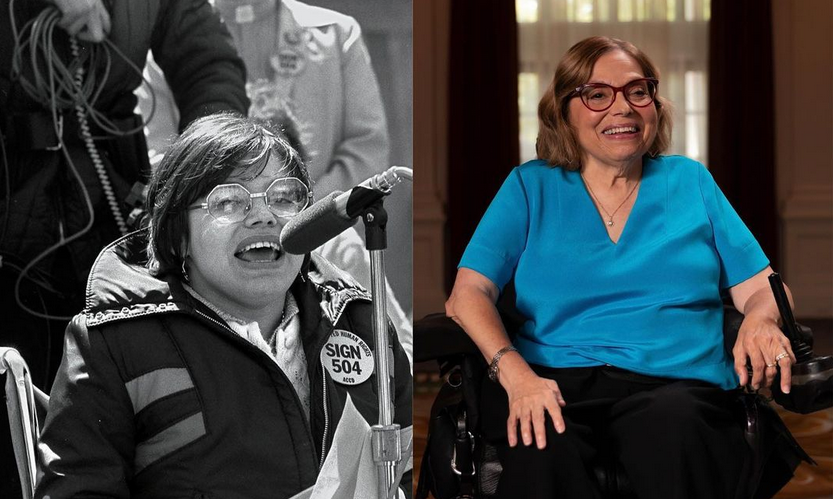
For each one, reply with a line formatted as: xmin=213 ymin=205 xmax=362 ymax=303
xmin=361 ymin=200 xmax=402 ymax=498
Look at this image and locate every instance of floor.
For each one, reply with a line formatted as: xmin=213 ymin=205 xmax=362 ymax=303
xmin=412 ymin=318 xmax=833 ymax=499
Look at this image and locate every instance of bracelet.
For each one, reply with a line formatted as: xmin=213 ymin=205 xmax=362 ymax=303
xmin=488 ymin=345 xmax=518 ymax=382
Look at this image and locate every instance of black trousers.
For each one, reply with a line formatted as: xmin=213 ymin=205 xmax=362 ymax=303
xmin=481 ymin=365 xmax=749 ymax=499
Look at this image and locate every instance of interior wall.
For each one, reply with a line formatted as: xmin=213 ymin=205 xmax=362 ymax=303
xmin=772 ymin=0 xmax=833 ymax=318
xmin=412 ymin=0 xmax=450 ymax=319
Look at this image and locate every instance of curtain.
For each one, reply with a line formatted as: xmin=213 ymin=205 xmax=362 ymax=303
xmin=707 ymin=0 xmax=778 ymax=267
xmin=446 ymin=0 xmax=519 ymax=291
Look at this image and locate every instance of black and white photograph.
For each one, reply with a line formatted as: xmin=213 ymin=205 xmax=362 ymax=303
xmin=1 ymin=0 xmax=412 ymax=497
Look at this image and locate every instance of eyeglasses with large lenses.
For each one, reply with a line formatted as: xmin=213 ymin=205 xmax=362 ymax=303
xmin=575 ymin=78 xmax=658 ymax=112
xmin=196 ymin=177 xmax=311 ymax=223
xmin=264 ymin=177 xmax=310 ymax=215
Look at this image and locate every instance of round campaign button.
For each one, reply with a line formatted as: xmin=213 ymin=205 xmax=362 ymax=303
xmin=270 ymin=49 xmax=305 ymax=77
xmin=320 ymin=330 xmax=374 ymax=385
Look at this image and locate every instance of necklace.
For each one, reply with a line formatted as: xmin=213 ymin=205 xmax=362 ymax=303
xmin=581 ymin=173 xmax=641 ymax=227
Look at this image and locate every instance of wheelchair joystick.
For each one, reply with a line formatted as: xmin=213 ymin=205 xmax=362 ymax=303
xmin=768 ymin=273 xmax=833 ymax=414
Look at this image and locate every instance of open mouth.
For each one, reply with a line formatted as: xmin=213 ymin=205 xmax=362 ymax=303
xmin=234 ymin=241 xmax=281 ymax=263
xmin=602 ymin=126 xmax=639 ymax=136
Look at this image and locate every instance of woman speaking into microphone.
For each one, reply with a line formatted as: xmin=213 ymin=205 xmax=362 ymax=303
xmin=36 ymin=113 xmax=413 ymax=498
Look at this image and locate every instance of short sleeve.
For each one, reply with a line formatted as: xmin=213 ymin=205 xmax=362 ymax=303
xmin=458 ymin=169 xmax=530 ymax=291
xmin=698 ymin=165 xmax=769 ymax=288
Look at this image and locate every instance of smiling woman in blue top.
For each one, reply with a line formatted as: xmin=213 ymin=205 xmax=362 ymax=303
xmin=445 ymin=37 xmax=802 ymax=499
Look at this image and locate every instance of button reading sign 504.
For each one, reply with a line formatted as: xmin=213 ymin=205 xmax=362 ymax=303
xmin=320 ymin=330 xmax=374 ymax=385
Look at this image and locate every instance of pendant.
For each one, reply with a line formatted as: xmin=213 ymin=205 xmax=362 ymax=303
xmin=607 ymin=219 xmax=614 ymax=226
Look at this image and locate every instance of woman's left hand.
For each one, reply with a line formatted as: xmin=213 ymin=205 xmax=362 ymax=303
xmin=733 ymin=314 xmax=795 ymax=392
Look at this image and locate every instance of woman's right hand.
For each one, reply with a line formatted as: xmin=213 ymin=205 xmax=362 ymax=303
xmin=500 ymin=354 xmax=567 ymax=449
xmin=446 ymin=269 xmax=566 ymax=448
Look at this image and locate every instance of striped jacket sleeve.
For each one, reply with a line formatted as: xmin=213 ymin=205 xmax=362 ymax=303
xmin=36 ymin=316 xmax=135 ymax=499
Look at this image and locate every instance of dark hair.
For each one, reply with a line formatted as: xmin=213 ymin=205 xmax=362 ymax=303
xmin=537 ymin=36 xmax=673 ymax=169
xmin=145 ymin=113 xmax=311 ymax=278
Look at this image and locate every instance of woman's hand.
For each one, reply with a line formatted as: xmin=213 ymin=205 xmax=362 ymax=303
xmin=446 ymin=269 xmax=566 ymax=448
xmin=733 ymin=314 xmax=795 ymax=392
xmin=500 ymin=354 xmax=567 ymax=449
xmin=52 ymin=0 xmax=111 ymax=42
xmin=728 ymin=267 xmax=796 ymax=394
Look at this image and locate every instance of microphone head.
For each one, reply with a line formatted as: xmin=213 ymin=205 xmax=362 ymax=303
xmin=280 ymin=191 xmax=358 ymax=255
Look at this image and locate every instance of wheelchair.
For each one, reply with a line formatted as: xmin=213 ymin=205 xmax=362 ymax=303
xmin=414 ymin=283 xmax=831 ymax=499
xmin=1 ymin=347 xmax=49 ymax=499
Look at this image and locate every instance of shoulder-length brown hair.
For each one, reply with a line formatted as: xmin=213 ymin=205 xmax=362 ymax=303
xmin=145 ymin=113 xmax=310 ymax=279
xmin=536 ymin=36 xmax=672 ymax=169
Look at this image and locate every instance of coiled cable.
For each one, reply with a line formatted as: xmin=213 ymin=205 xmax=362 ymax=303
xmin=70 ymin=36 xmax=128 ymax=235
xmin=5 ymin=1 xmax=156 ymax=320
xmin=9 ymin=2 xmax=153 ymax=136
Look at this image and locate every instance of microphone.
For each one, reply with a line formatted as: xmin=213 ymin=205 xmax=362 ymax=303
xmin=280 ymin=166 xmax=412 ymax=255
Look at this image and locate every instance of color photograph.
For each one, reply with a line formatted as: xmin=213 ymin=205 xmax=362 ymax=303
xmin=413 ymin=1 xmax=833 ymax=498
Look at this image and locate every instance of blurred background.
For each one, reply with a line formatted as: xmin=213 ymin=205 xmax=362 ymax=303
xmin=413 ymin=0 xmax=832 ymax=496
xmin=316 ymin=0 xmax=413 ymax=320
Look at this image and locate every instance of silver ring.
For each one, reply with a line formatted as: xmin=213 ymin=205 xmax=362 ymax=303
xmin=775 ymin=352 xmax=789 ymax=362
xmin=766 ymin=362 xmax=777 ymax=368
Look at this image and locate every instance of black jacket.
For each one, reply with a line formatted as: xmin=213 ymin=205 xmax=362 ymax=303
xmin=36 ymin=231 xmax=413 ymax=498
xmin=0 ymin=0 xmax=249 ymax=292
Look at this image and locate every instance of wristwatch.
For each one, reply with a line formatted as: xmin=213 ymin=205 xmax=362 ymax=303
xmin=488 ymin=345 xmax=518 ymax=382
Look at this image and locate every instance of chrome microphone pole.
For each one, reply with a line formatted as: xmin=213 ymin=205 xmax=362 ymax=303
xmin=358 ymin=167 xmax=411 ymax=498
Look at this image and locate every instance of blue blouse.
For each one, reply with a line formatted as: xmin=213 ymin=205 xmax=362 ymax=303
xmin=459 ymin=156 xmax=769 ymax=389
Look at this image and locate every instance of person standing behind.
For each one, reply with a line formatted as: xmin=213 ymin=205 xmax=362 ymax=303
xmin=216 ymin=0 xmax=389 ymax=198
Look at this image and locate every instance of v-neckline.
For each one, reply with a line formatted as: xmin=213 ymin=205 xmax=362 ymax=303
xmin=579 ymin=164 xmax=648 ymax=247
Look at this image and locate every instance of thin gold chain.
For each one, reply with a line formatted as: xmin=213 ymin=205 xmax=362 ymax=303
xmin=580 ymin=174 xmax=641 ymax=227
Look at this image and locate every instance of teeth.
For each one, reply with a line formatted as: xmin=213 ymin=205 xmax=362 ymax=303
xmin=239 ymin=241 xmax=280 ymax=253
xmin=603 ymin=126 xmax=637 ymax=135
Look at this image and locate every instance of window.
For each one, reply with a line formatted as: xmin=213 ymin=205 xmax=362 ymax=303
xmin=517 ymin=0 xmax=710 ymax=163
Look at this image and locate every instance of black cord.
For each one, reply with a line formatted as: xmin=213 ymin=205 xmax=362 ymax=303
xmin=34 ymin=288 xmax=52 ymax=384
xmin=0 ymin=127 xmax=10 ymax=248
xmin=6 ymin=0 xmax=158 ymax=320
xmin=9 ymin=1 xmax=156 ymax=137
xmin=13 ymin=136 xmax=95 ymax=321
xmin=3 ymin=259 xmax=61 ymax=295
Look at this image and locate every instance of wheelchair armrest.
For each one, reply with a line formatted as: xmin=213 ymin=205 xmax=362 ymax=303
xmin=723 ymin=305 xmax=832 ymax=414
xmin=0 ymin=347 xmax=44 ymax=499
xmin=414 ymin=313 xmax=481 ymax=363
xmin=33 ymin=385 xmax=49 ymax=426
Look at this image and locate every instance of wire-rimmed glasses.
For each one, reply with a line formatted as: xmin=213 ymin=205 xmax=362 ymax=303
xmin=573 ymin=77 xmax=659 ymax=112
xmin=189 ymin=177 xmax=312 ymax=223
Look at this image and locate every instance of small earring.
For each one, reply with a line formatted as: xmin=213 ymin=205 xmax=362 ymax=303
xmin=181 ymin=259 xmax=190 ymax=282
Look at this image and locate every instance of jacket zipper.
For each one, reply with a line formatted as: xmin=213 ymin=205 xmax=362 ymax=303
xmin=319 ymin=359 xmax=329 ymax=470
xmin=194 ymin=309 xmax=319 ymax=466
xmin=113 ymin=286 xmax=370 ymax=472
